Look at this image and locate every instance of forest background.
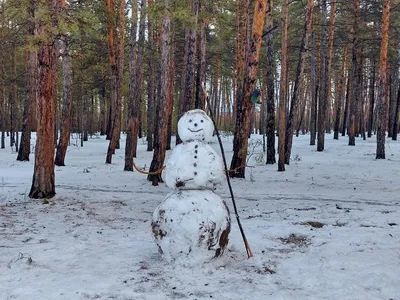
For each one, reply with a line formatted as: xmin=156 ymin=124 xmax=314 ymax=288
xmin=0 ymin=0 xmax=400 ymax=198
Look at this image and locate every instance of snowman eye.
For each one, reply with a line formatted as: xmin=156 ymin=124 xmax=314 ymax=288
xmin=189 ymin=119 xmax=192 ymax=123
xmin=201 ymin=120 xmax=204 ymax=123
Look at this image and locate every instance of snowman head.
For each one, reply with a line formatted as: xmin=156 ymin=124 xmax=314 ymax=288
xmin=178 ymin=109 xmax=214 ymax=142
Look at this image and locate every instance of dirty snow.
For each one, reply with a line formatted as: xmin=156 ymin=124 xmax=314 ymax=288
xmin=1 ymin=133 xmax=399 ymax=300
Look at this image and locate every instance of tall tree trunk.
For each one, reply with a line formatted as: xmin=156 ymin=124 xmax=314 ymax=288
xmin=348 ymin=0 xmax=359 ymax=146
xmin=387 ymin=66 xmax=396 ymax=138
xmin=17 ymin=0 xmax=37 ymax=161
xmin=29 ymin=0 xmax=62 ymax=199
xmin=309 ymin=12 xmax=317 ymax=146
xmin=296 ymin=79 xmax=309 ymax=136
xmin=324 ymin=0 xmax=337 ymax=135
xmin=356 ymin=50 xmax=364 ymax=137
xmin=234 ymin=0 xmax=240 ymax=105
xmin=195 ymin=3 xmax=206 ymax=110
xmin=367 ymin=59 xmax=376 ymax=138
xmin=284 ymin=0 xmax=313 ymax=164
xmin=54 ymin=35 xmax=73 ymax=166
xmin=334 ymin=45 xmax=347 ymax=140
xmin=176 ymin=0 xmax=198 ymax=145
xmin=166 ymin=34 xmax=175 ymax=151
xmin=317 ymin=0 xmax=328 ymax=152
xmin=106 ymin=0 xmax=125 ymax=164
xmin=0 ymin=0 xmax=5 ymax=149
xmin=229 ymin=0 xmax=267 ymax=177
xmin=277 ymin=0 xmax=288 ymax=171
xmin=100 ymin=84 xmax=107 ymax=135
xmin=392 ymin=81 xmax=400 ymax=140
xmin=125 ymin=0 xmax=141 ymax=171
xmin=147 ymin=0 xmax=171 ymax=186
xmin=9 ymin=42 xmax=17 ymax=149
xmin=146 ymin=0 xmax=155 ymax=151
xmin=342 ymin=75 xmax=351 ymax=136
xmin=376 ymin=0 xmax=390 ymax=159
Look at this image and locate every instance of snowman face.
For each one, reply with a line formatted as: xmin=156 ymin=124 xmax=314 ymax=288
xmin=178 ymin=109 xmax=214 ymax=142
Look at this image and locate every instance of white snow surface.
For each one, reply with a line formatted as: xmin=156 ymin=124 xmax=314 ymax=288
xmin=152 ymin=190 xmax=230 ymax=263
xmin=165 ymin=141 xmax=224 ymax=190
xmin=1 ymin=133 xmax=400 ymax=300
xmin=177 ymin=110 xmax=214 ymax=142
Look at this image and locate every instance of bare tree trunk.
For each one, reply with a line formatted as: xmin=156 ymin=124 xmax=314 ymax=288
xmin=0 ymin=0 xmax=5 ymax=149
xmin=324 ymin=0 xmax=337 ymax=135
xmin=125 ymin=0 xmax=141 ymax=171
xmin=367 ymin=59 xmax=376 ymax=138
xmin=284 ymin=0 xmax=313 ymax=164
xmin=166 ymin=36 xmax=175 ymax=151
xmin=195 ymin=3 xmax=206 ymax=110
xmin=334 ymin=45 xmax=347 ymax=140
xmin=392 ymin=81 xmax=400 ymax=140
xmin=100 ymin=84 xmax=106 ymax=135
xmin=309 ymin=12 xmax=317 ymax=146
xmin=342 ymin=75 xmax=351 ymax=136
xmin=277 ymin=0 xmax=288 ymax=171
xmin=376 ymin=0 xmax=390 ymax=159
xmin=296 ymin=79 xmax=309 ymax=137
xmin=349 ymin=0 xmax=359 ymax=146
xmin=387 ymin=66 xmax=396 ymax=138
xmin=30 ymin=0 xmax=62 ymax=199
xmin=176 ymin=0 xmax=198 ymax=145
xmin=147 ymin=0 xmax=171 ymax=186
xmin=54 ymin=35 xmax=73 ymax=166
xmin=106 ymin=0 xmax=125 ymax=164
xmin=9 ymin=41 xmax=17 ymax=149
xmin=317 ymin=0 xmax=328 ymax=152
xmin=18 ymin=0 xmax=37 ymax=161
xmin=230 ymin=0 xmax=267 ymax=177
xmin=146 ymin=0 xmax=155 ymax=151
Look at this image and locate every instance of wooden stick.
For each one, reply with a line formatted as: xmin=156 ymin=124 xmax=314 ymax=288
xmin=203 ymin=87 xmax=253 ymax=258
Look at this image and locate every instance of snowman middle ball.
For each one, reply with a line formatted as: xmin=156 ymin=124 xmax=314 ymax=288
xmin=165 ymin=141 xmax=224 ymax=190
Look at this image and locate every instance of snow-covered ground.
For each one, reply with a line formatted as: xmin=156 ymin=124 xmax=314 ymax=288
xmin=1 ymin=133 xmax=399 ymax=300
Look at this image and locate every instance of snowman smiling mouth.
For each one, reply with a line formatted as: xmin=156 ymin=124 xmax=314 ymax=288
xmin=188 ymin=128 xmax=203 ymax=133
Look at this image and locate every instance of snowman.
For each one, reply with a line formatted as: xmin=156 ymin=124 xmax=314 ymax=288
xmin=151 ymin=109 xmax=231 ymax=263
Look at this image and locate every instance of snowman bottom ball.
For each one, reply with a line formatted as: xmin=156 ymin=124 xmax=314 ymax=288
xmin=151 ymin=190 xmax=231 ymax=263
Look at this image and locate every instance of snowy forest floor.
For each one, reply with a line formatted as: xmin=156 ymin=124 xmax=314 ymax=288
xmin=1 ymin=133 xmax=399 ymax=300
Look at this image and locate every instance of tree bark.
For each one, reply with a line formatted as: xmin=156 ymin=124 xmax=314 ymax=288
xmin=195 ymin=3 xmax=206 ymax=110
xmin=309 ymin=12 xmax=317 ymax=146
xmin=367 ymin=59 xmax=376 ymax=138
xmin=392 ymin=81 xmax=400 ymax=140
xmin=125 ymin=0 xmax=141 ymax=171
xmin=18 ymin=0 xmax=37 ymax=161
xmin=0 ymin=0 xmax=5 ymax=149
xmin=376 ymin=0 xmax=390 ymax=159
xmin=277 ymin=0 xmax=288 ymax=171
xmin=348 ymin=0 xmax=359 ymax=146
xmin=147 ymin=0 xmax=171 ymax=186
xmin=333 ymin=45 xmax=347 ymax=140
xmin=146 ymin=0 xmax=155 ymax=151
xmin=29 ymin=0 xmax=62 ymax=199
xmin=325 ymin=0 xmax=337 ymax=135
xmin=230 ymin=0 xmax=267 ymax=177
xmin=284 ymin=0 xmax=313 ymax=164
xmin=317 ymin=0 xmax=328 ymax=152
xmin=54 ymin=35 xmax=73 ymax=166
xmin=176 ymin=0 xmax=198 ymax=145
xmin=106 ymin=0 xmax=125 ymax=164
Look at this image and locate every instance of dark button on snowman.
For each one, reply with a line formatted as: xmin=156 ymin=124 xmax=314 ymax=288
xmin=152 ymin=109 xmax=231 ymax=262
